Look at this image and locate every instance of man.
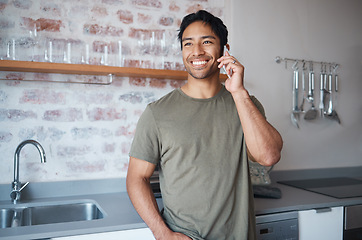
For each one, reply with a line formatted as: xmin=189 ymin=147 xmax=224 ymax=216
xmin=127 ymin=10 xmax=283 ymax=240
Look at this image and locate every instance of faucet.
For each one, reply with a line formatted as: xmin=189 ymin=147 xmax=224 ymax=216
xmin=10 ymin=140 xmax=46 ymax=204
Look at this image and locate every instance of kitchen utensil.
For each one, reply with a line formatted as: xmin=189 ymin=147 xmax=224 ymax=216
xmin=326 ymin=71 xmax=333 ymax=114
xmin=299 ymin=62 xmax=307 ymax=112
xmin=304 ymin=64 xmax=317 ymax=120
xmin=319 ymin=64 xmax=329 ymax=117
xmin=325 ymin=68 xmax=341 ymax=124
xmin=291 ymin=62 xmax=300 ymax=128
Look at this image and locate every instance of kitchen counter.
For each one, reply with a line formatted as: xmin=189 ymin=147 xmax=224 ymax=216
xmin=254 ymin=183 xmax=362 ymax=216
xmin=0 ymin=179 xmax=155 ymax=240
xmin=1 ymin=166 xmax=362 ymax=239
xmin=0 ymin=192 xmax=150 ymax=240
xmin=255 ymin=166 xmax=362 ymax=215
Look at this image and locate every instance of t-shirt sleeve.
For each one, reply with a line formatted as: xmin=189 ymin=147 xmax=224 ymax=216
xmin=250 ymin=95 xmax=266 ymax=118
xmin=129 ymin=105 xmax=161 ymax=165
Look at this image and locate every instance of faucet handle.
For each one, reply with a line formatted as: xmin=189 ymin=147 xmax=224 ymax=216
xmin=10 ymin=182 xmax=29 ymax=203
xmin=19 ymin=181 xmax=29 ymax=191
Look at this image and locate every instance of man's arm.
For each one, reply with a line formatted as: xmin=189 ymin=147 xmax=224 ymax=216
xmin=232 ymin=91 xmax=282 ymax=166
xmin=218 ymin=52 xmax=283 ymax=166
xmin=126 ymin=157 xmax=191 ymax=240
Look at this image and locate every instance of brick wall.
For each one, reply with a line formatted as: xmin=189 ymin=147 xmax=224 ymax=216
xmin=0 ymin=0 xmax=225 ymax=183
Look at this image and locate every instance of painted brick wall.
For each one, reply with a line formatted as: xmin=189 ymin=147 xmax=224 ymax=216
xmin=0 ymin=0 xmax=225 ymax=183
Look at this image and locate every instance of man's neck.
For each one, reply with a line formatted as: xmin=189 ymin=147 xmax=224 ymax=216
xmin=181 ymin=76 xmax=222 ymax=99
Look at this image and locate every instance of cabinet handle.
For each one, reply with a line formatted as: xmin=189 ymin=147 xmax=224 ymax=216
xmin=314 ymin=207 xmax=332 ymax=213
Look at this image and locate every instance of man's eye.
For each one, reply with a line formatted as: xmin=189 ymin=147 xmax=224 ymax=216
xmin=183 ymin=42 xmax=192 ymax=47
xmin=203 ymin=40 xmax=212 ymax=44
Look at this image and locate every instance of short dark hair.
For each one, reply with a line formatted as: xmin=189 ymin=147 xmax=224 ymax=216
xmin=178 ymin=10 xmax=228 ymax=51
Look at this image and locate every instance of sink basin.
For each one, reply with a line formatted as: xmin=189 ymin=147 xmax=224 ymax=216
xmin=0 ymin=200 xmax=105 ymax=228
xmin=1 ymin=208 xmax=23 ymax=228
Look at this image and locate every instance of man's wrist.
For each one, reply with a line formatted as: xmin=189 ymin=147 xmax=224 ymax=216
xmin=152 ymin=222 xmax=174 ymax=240
xmin=230 ymin=88 xmax=250 ymax=100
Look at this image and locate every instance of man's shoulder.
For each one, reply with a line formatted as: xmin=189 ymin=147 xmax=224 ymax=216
xmin=149 ymin=88 xmax=181 ymax=108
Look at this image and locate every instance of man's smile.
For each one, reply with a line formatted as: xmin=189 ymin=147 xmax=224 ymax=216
xmin=189 ymin=57 xmax=212 ymax=69
xmin=191 ymin=60 xmax=208 ymax=66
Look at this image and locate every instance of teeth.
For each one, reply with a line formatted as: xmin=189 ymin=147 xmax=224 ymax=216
xmin=192 ymin=60 xmax=207 ymax=66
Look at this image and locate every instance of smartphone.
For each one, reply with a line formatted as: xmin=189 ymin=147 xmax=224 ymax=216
xmin=222 ymin=45 xmax=232 ymax=78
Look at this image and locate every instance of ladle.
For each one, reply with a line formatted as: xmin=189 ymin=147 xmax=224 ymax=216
xmin=325 ymin=66 xmax=341 ymax=124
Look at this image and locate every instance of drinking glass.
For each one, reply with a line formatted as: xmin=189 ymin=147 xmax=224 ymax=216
xmin=44 ymin=39 xmax=53 ymax=62
xmin=81 ymin=43 xmax=90 ymax=64
xmin=117 ymin=40 xmax=124 ymax=67
xmin=29 ymin=23 xmax=39 ymax=61
xmin=101 ymin=45 xmax=109 ymax=65
xmin=4 ymin=38 xmax=17 ymax=60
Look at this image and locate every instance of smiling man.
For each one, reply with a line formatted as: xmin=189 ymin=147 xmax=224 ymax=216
xmin=182 ymin=22 xmax=220 ymax=81
xmin=127 ymin=10 xmax=283 ymax=240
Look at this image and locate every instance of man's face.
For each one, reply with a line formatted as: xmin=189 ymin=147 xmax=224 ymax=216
xmin=181 ymin=21 xmax=222 ymax=80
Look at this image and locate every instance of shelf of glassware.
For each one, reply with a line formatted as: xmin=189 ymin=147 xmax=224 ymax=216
xmin=0 ymin=60 xmax=228 ymax=81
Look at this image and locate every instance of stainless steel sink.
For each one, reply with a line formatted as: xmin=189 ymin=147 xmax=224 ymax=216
xmin=0 ymin=200 xmax=105 ymax=228
xmin=1 ymin=208 xmax=22 ymax=228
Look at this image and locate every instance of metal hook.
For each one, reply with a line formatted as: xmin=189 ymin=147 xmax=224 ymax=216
xmin=292 ymin=61 xmax=299 ymax=70
xmin=333 ymin=64 xmax=339 ymax=73
xmin=309 ymin=61 xmax=314 ymax=72
xmin=275 ymin=56 xmax=282 ymax=63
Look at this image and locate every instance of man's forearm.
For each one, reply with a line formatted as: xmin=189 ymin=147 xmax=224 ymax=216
xmin=126 ymin=177 xmax=173 ymax=239
xmin=232 ymin=89 xmax=283 ymax=166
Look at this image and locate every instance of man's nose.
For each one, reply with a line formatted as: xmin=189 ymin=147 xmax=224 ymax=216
xmin=192 ymin=44 xmax=205 ymax=56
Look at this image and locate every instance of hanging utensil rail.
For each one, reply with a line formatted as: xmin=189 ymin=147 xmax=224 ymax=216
xmin=275 ymin=56 xmax=341 ymax=128
xmin=275 ymin=56 xmax=339 ymax=69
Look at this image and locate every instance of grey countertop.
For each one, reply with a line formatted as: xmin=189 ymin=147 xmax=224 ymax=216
xmin=1 ymin=166 xmax=362 ymax=239
xmin=254 ymin=166 xmax=362 ymax=215
xmin=0 ymin=192 xmax=149 ymax=240
xmin=0 ymin=179 xmax=152 ymax=240
xmin=254 ymin=183 xmax=362 ymax=215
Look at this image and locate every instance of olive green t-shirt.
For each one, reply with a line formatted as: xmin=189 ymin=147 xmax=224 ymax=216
xmin=130 ymin=86 xmax=264 ymax=240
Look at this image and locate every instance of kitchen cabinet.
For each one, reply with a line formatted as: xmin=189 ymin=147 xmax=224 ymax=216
xmin=51 ymin=228 xmax=155 ymax=240
xmin=0 ymin=60 xmax=228 ymax=81
xmin=344 ymin=204 xmax=362 ymax=239
xmin=298 ymin=206 xmax=343 ymax=240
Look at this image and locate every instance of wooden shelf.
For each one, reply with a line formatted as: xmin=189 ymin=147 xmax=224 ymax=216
xmin=0 ymin=60 xmax=228 ymax=81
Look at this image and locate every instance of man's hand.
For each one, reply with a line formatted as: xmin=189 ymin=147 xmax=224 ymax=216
xmin=155 ymin=226 xmax=192 ymax=240
xmin=217 ymin=50 xmax=245 ymax=94
xmin=162 ymin=232 xmax=192 ymax=240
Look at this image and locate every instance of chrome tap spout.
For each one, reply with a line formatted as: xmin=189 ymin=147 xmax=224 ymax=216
xmin=11 ymin=140 xmax=46 ymax=203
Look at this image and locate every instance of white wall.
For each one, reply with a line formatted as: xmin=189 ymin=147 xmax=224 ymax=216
xmin=228 ymin=0 xmax=362 ymax=170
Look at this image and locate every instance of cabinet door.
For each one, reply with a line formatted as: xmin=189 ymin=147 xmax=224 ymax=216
xmin=52 ymin=228 xmax=155 ymax=240
xmin=298 ymin=206 xmax=343 ymax=240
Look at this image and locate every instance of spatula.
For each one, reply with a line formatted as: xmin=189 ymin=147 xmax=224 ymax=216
xmin=291 ymin=62 xmax=300 ymax=128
